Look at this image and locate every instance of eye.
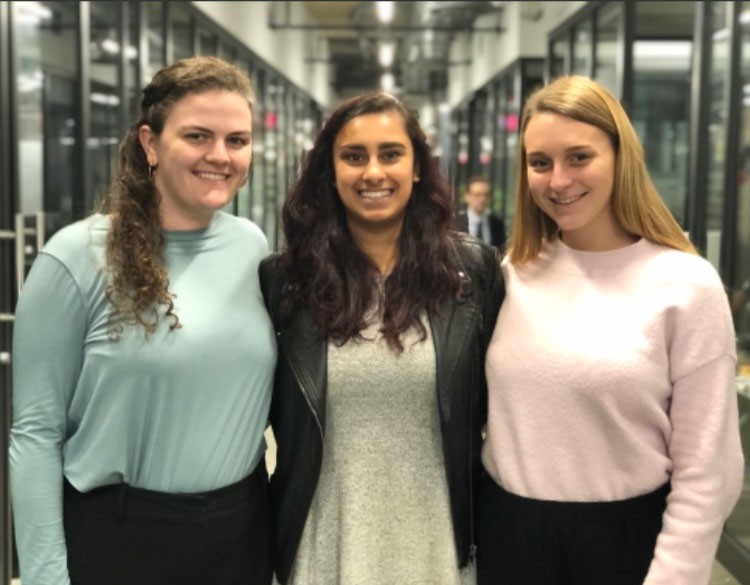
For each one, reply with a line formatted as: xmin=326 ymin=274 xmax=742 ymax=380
xmin=527 ymin=158 xmax=550 ymax=171
xmin=228 ymin=135 xmax=251 ymax=147
xmin=570 ymin=152 xmax=591 ymax=164
xmin=185 ymin=132 xmax=208 ymax=142
xmin=341 ymin=151 xmax=366 ymax=164
xmin=380 ymin=149 xmax=403 ymax=163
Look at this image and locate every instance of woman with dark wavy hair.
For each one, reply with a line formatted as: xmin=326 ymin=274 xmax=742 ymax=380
xmin=10 ymin=56 xmax=275 ymax=585
xmin=260 ymin=92 xmax=504 ymax=584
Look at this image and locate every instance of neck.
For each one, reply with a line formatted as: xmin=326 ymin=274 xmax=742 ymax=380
xmin=559 ymin=210 xmax=637 ymax=252
xmin=349 ymin=222 xmax=402 ymax=274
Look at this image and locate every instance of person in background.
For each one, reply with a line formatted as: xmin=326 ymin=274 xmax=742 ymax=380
xmin=453 ymin=175 xmax=506 ymax=250
xmin=10 ymin=56 xmax=276 ymax=585
xmin=260 ymin=91 xmax=503 ymax=585
xmin=478 ymin=75 xmax=744 ymax=585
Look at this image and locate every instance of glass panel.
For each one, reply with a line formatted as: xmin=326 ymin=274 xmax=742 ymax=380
xmin=728 ymin=0 xmax=750 ymax=558
xmin=14 ymin=1 xmax=81 ymax=239
xmin=492 ymin=79 xmax=508 ymax=216
xmin=172 ymin=4 xmax=193 ymax=62
xmin=126 ymin=3 xmax=139 ymax=121
xmin=198 ymin=28 xmax=218 ymax=56
xmin=263 ymin=76 xmax=281 ymax=249
xmin=595 ymin=2 xmax=621 ymax=97
xmin=632 ymin=36 xmax=692 ymax=228
xmin=219 ymin=40 xmax=236 ymax=62
xmin=145 ymin=2 xmax=164 ymax=84
xmin=572 ymin=18 xmax=593 ymax=76
xmin=706 ymin=2 xmax=731 ymax=269
xmin=503 ymin=79 xmax=519 ymax=228
xmin=234 ymin=58 xmax=253 ymax=221
xmin=455 ymin=108 xmax=470 ymax=194
xmin=89 ymin=2 xmax=125 ymax=210
xmin=251 ymin=68 xmax=266 ymax=231
xmin=550 ymin=36 xmax=568 ymax=78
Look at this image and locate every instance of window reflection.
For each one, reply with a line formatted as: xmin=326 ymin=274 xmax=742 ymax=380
xmin=728 ymin=5 xmax=750 ymax=558
xmin=632 ymin=38 xmax=692 ymax=228
xmin=15 ymin=0 xmax=81 ymax=238
xmin=172 ymin=4 xmax=193 ymax=62
xmin=595 ymin=2 xmax=621 ymax=97
xmin=706 ymin=2 xmax=731 ymax=268
xmin=145 ymin=1 xmax=164 ymax=84
xmin=89 ymin=2 xmax=126 ymax=209
xmin=572 ymin=19 xmax=592 ymax=76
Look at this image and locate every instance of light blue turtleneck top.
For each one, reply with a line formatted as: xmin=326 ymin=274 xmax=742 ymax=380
xmin=9 ymin=211 xmax=276 ymax=585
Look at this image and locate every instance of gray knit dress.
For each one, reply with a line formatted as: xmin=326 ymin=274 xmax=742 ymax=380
xmin=284 ymin=314 xmax=476 ymax=585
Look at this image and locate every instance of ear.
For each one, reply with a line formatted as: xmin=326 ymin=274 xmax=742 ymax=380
xmin=138 ymin=124 xmax=158 ymax=166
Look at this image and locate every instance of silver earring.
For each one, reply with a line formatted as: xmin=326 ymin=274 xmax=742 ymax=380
xmin=148 ymin=164 xmax=156 ymax=178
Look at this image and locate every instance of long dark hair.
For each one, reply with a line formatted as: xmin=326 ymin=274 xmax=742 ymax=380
xmin=99 ymin=56 xmax=253 ymax=336
xmin=281 ymin=92 xmax=462 ymax=352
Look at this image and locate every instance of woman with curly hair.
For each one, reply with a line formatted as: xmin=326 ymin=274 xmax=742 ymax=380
xmin=10 ymin=56 xmax=276 ymax=585
xmin=260 ymin=92 xmax=504 ymax=584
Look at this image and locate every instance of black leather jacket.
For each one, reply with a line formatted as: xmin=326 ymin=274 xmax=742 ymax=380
xmin=259 ymin=236 xmax=504 ymax=584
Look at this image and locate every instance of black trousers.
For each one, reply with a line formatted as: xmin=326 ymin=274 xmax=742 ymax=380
xmin=476 ymin=470 xmax=668 ymax=585
xmin=63 ymin=461 xmax=272 ymax=585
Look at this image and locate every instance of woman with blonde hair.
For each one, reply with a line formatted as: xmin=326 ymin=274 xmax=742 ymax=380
xmin=10 ymin=56 xmax=275 ymax=585
xmin=478 ymin=75 xmax=743 ymax=585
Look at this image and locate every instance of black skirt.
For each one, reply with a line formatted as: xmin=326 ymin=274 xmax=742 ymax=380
xmin=476 ymin=469 xmax=668 ymax=585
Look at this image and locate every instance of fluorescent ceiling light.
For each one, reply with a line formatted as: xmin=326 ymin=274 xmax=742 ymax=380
xmin=381 ymin=72 xmax=395 ymax=92
xmin=379 ymin=42 xmax=395 ymax=67
xmin=376 ymin=2 xmax=394 ymax=24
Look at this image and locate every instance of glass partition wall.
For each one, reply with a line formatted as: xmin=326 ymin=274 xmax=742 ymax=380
xmin=449 ymin=58 xmax=543 ymax=235
xmin=0 ymin=2 xmax=323 ymax=582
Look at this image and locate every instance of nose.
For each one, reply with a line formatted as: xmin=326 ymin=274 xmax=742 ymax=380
xmin=362 ymin=158 xmax=385 ymax=183
xmin=205 ymin=140 xmax=230 ymax=164
xmin=549 ymin=163 xmax=573 ymax=192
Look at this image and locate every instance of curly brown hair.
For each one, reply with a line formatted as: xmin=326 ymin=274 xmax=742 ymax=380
xmin=98 ymin=56 xmax=254 ymax=336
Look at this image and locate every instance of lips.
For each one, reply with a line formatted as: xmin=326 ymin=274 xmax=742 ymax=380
xmin=550 ymin=192 xmax=586 ymax=205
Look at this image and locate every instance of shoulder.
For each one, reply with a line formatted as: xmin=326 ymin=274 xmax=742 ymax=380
xmin=452 ymin=233 xmax=501 ymax=283
xmin=41 ymin=214 xmax=108 ymax=267
xmin=641 ymin=241 xmax=725 ymax=294
xmin=259 ymin=252 xmax=284 ymax=304
xmin=217 ymin=212 xmax=268 ymax=245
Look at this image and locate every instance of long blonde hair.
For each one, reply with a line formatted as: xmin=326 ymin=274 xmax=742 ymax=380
xmin=508 ymin=75 xmax=696 ymax=263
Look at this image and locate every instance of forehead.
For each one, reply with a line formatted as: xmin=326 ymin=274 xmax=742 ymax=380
xmin=468 ymin=181 xmax=490 ymax=193
xmin=334 ymin=111 xmax=410 ymax=146
xmin=524 ymin=111 xmax=610 ymax=151
xmin=166 ymin=90 xmax=252 ymax=127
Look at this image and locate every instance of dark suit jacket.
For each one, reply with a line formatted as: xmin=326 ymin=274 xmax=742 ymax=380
xmin=454 ymin=211 xmax=506 ymax=250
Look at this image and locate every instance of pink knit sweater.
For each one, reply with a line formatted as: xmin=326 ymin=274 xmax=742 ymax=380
xmin=483 ymin=236 xmax=744 ymax=585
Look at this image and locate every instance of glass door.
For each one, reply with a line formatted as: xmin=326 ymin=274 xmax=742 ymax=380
xmin=1 ymin=3 xmax=83 ymax=582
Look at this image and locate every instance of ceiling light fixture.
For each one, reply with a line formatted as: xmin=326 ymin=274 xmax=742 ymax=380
xmin=376 ymin=1 xmax=394 ymax=24
xmin=381 ymin=72 xmax=395 ymax=92
xmin=379 ymin=42 xmax=395 ymax=67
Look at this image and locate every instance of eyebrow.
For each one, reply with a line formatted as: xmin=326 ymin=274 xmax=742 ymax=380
xmin=527 ymin=145 xmax=593 ymax=156
xmin=337 ymin=142 xmax=407 ymax=151
xmin=179 ymin=125 xmax=252 ymax=135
